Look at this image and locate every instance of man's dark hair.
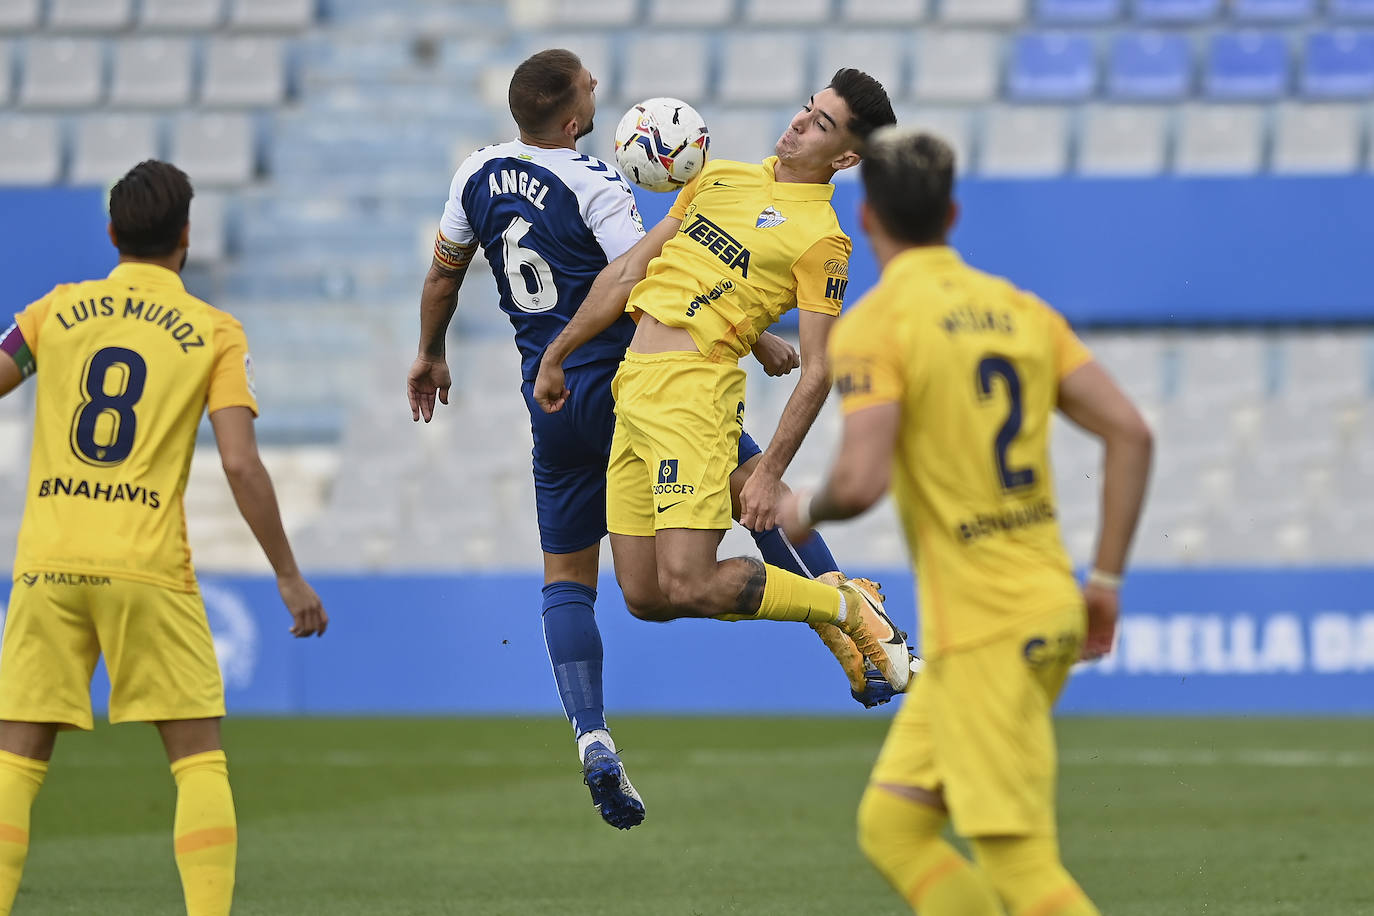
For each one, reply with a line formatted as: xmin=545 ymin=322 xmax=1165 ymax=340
xmin=860 ymin=127 xmax=956 ymax=246
xmin=509 ymin=49 xmax=583 ymax=134
xmin=109 ymin=160 xmax=193 ymax=257
xmin=828 ymin=68 xmax=897 ymax=141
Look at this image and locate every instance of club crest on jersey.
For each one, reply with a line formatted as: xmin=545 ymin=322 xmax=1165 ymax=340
xmin=756 ymin=207 xmax=787 ymax=229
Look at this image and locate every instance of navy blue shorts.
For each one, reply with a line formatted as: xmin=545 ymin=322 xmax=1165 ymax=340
xmin=521 ymin=358 xmax=767 ymax=554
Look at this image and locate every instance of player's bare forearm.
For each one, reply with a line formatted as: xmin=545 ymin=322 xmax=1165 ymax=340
xmin=417 ymin=258 xmax=466 ymax=359
xmin=224 ymin=455 xmax=302 ymax=578
xmin=1058 ymin=361 xmax=1154 ymax=575
xmin=756 ymin=364 xmax=829 ymax=479
xmin=0 ymin=351 xmax=22 ymax=399
xmin=811 ymin=402 xmax=900 ymax=523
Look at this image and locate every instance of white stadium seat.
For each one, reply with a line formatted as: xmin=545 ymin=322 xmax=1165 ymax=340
xmin=620 ymin=32 xmax=710 ymax=102
xmin=1272 ymin=104 xmax=1364 ymax=174
xmin=139 ymin=0 xmax=223 ymax=30
xmin=109 ymin=38 xmax=194 ymax=108
xmin=228 ymin=0 xmax=314 ymax=31
xmin=893 ymin=104 xmax=973 ymax=170
xmin=979 ymin=106 xmax=1070 ymax=176
xmin=0 ymin=116 xmax=63 ymax=184
xmin=201 ymin=37 xmax=286 ymax=107
xmin=1175 ymin=104 xmax=1266 ymax=174
xmin=744 ymin=0 xmax=832 ymax=23
xmin=1078 ymin=105 xmax=1170 ymax=176
xmin=941 ymin=0 xmax=1027 ymax=23
xmin=0 ymin=0 xmax=40 ymax=32
xmin=69 ymin=114 xmax=159 ymax=185
xmin=816 ymin=31 xmax=907 ymax=99
xmin=841 ymin=0 xmax=927 ymax=20
xmin=173 ymin=113 xmax=255 ymax=186
xmin=912 ymin=30 xmax=1000 ymax=101
xmin=19 ymin=38 xmax=104 ymax=108
xmin=718 ymin=32 xmax=809 ymax=104
xmin=48 ymin=0 xmax=134 ymax=31
xmin=646 ymin=0 xmax=735 ymax=24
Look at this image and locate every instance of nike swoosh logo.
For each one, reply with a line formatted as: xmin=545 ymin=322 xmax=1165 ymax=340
xmin=710 ymin=179 xmax=734 ymax=188
xmin=656 ymin=501 xmax=686 ymax=513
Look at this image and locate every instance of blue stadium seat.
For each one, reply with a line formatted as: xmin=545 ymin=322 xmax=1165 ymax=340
xmin=1108 ymin=32 xmax=1192 ymax=99
xmin=1205 ymin=32 xmax=1289 ymax=99
xmin=1036 ymin=0 xmax=1122 ymax=21
xmin=1330 ymin=0 xmax=1374 ymax=21
xmin=1134 ymin=0 xmax=1219 ymax=21
xmin=1303 ymin=31 xmax=1374 ymax=97
xmin=1008 ymin=33 xmax=1098 ymax=99
xmin=1232 ymin=0 xmax=1314 ymax=20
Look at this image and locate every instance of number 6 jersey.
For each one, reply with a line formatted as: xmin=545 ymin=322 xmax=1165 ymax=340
xmin=5 ymin=262 xmax=257 ymax=591
xmin=435 ymin=140 xmax=646 ymax=380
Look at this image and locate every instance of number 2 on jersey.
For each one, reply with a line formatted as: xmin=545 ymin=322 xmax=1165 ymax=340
xmin=976 ymin=356 xmax=1036 ymax=492
xmin=501 ymin=216 xmax=559 ymax=313
xmin=70 ymin=346 xmax=147 ymax=467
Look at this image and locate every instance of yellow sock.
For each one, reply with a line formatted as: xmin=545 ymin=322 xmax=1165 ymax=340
xmin=972 ymin=835 xmax=1100 ymax=916
xmin=753 ymin=564 xmax=842 ymax=624
xmin=857 ymin=786 xmax=1001 ymax=915
xmin=171 ymin=750 xmax=237 ymax=916
xmin=0 ymin=751 xmax=46 ymax=916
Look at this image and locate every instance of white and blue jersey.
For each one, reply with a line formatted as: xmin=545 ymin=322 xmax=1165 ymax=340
xmin=437 ymin=140 xmax=645 ymax=381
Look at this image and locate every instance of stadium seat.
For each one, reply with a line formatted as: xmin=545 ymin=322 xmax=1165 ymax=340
xmin=815 ymin=31 xmax=906 ymax=99
xmin=941 ymin=0 xmax=1028 ymax=22
xmin=1077 ymin=104 xmax=1170 ymax=175
xmin=719 ymin=32 xmax=810 ymax=103
xmin=892 ymin=104 xmax=973 ymax=169
xmin=139 ymin=0 xmax=223 ymax=30
xmin=508 ymin=0 xmax=640 ymax=27
xmin=201 ymin=37 xmax=287 ymax=107
xmin=1302 ymin=31 xmax=1374 ymax=97
xmin=186 ymin=190 xmax=228 ymax=264
xmin=0 ymin=116 xmax=63 ymax=183
xmin=840 ymin=0 xmax=927 ymax=21
xmin=0 ymin=0 xmax=40 ymax=31
xmin=109 ymin=38 xmax=194 ymax=108
xmin=620 ymin=32 xmax=710 ymax=102
xmin=979 ymin=106 xmax=1069 ymax=176
xmin=19 ymin=38 xmax=104 ymax=108
xmin=173 ymin=113 xmax=256 ymax=186
xmin=542 ymin=34 xmax=613 ymax=98
xmin=1107 ymin=32 xmax=1192 ymax=99
xmin=1205 ymin=32 xmax=1289 ymax=99
xmin=48 ymin=0 xmax=134 ymax=30
xmin=228 ymin=0 xmax=315 ymax=30
xmin=912 ymin=30 xmax=1000 ymax=100
xmin=1174 ymin=104 xmax=1265 ymax=174
xmin=1271 ymin=103 xmax=1363 ymax=173
xmin=646 ymin=0 xmax=735 ymax=25
xmin=1036 ymin=0 xmax=1123 ymax=21
xmin=744 ymin=0 xmax=831 ymax=22
xmin=0 ymin=41 xmax=10 ymax=103
xmin=1278 ymin=330 xmax=1373 ymax=403
xmin=1330 ymin=0 xmax=1374 ymax=19
xmin=69 ymin=114 xmax=159 ymax=186
xmin=1134 ymin=0 xmax=1219 ymax=20
xmin=1008 ymin=33 xmax=1098 ymax=100
xmin=1177 ymin=334 xmax=1269 ymax=405
xmin=701 ymin=108 xmax=784 ymax=160
xmin=1231 ymin=0 xmax=1314 ymax=20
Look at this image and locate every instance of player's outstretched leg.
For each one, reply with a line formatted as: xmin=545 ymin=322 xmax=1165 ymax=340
xmin=858 ymin=785 xmax=1001 ymax=914
xmin=542 ymin=579 xmax=646 ymax=830
xmin=0 ymin=739 xmax=49 ymax=916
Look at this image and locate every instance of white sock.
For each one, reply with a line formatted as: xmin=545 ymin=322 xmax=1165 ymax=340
xmin=835 ymin=593 xmax=848 ymax=626
xmin=577 ymin=728 xmax=614 ymax=762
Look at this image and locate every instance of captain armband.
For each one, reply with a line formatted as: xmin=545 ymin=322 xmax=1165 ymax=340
xmin=433 ymin=232 xmax=477 ymax=272
xmin=0 ymin=322 xmax=35 ymax=378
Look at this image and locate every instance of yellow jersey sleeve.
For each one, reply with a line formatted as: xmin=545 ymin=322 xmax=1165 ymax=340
xmin=12 ymin=290 xmax=57 ymax=358
xmin=666 ymin=171 xmax=703 ymax=221
xmin=207 ymin=313 xmax=259 ymax=416
xmin=1037 ymin=296 xmax=1093 ymax=379
xmin=793 ymin=233 xmax=851 ymax=317
xmin=829 ymin=300 xmax=905 ymax=415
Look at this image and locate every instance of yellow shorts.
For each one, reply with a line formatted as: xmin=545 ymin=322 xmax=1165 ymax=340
xmin=0 ymin=573 xmax=225 ymax=730
xmin=606 ymin=350 xmax=746 ymax=536
xmin=870 ymin=604 xmax=1086 ymax=838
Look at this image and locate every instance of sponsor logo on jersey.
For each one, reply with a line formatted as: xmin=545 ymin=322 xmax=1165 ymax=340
xmin=682 ymin=214 xmax=752 ymax=277
xmin=824 ymin=276 xmax=848 ymax=303
xmin=654 ymin=459 xmax=695 ymax=497
xmin=19 ymin=573 xmax=37 ymax=587
xmin=684 ymin=278 xmax=735 ymax=318
xmin=835 ymin=371 xmax=872 ymax=398
xmin=756 ymin=206 xmax=787 ymax=229
xmin=41 ymin=573 xmax=111 ymax=586
xmin=1023 ymin=632 xmax=1082 ymax=668
xmin=823 ymin=259 xmax=848 ymax=277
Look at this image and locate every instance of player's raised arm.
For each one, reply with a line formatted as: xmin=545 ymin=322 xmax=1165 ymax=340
xmin=532 ymin=213 xmax=680 ymax=412
xmin=210 ymin=406 xmax=328 ymax=638
xmin=1057 ymin=359 xmax=1154 ymax=658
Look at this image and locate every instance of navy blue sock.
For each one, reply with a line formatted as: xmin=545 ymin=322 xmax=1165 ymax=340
xmin=750 ymin=526 xmax=840 ymax=578
xmin=541 ymin=581 xmax=606 ymax=737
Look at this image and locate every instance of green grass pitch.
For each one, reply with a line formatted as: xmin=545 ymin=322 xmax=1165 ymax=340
xmin=14 ymin=717 xmax=1373 ymax=915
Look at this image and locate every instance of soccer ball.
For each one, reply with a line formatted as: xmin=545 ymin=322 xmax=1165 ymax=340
xmin=613 ymin=98 xmax=710 ymax=193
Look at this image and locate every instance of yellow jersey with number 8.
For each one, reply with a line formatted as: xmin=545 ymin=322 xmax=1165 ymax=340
xmin=9 ymin=262 xmax=257 ymax=592
xmin=829 ymin=247 xmax=1092 ymax=658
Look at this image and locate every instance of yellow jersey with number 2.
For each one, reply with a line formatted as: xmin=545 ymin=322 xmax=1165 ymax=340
xmin=10 ymin=262 xmax=258 ymax=592
xmin=829 ymin=246 xmax=1092 ymax=659
xmin=627 ymin=156 xmax=852 ymax=362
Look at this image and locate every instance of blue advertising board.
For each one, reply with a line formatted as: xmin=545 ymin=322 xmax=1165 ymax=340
xmin=1 ymin=569 xmax=1369 ymax=717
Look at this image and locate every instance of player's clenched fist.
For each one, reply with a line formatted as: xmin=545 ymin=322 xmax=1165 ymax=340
xmin=751 ymin=332 xmax=800 ymax=377
xmin=533 ymin=359 xmax=570 ymax=413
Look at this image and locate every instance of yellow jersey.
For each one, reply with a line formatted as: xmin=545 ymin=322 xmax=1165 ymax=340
xmin=628 ymin=157 xmax=851 ymax=361
xmin=9 ymin=262 xmax=258 ymax=592
xmin=829 ymin=247 xmax=1092 ymax=657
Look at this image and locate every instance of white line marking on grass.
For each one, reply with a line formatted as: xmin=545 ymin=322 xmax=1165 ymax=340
xmin=1061 ymin=749 xmax=1374 ymax=768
